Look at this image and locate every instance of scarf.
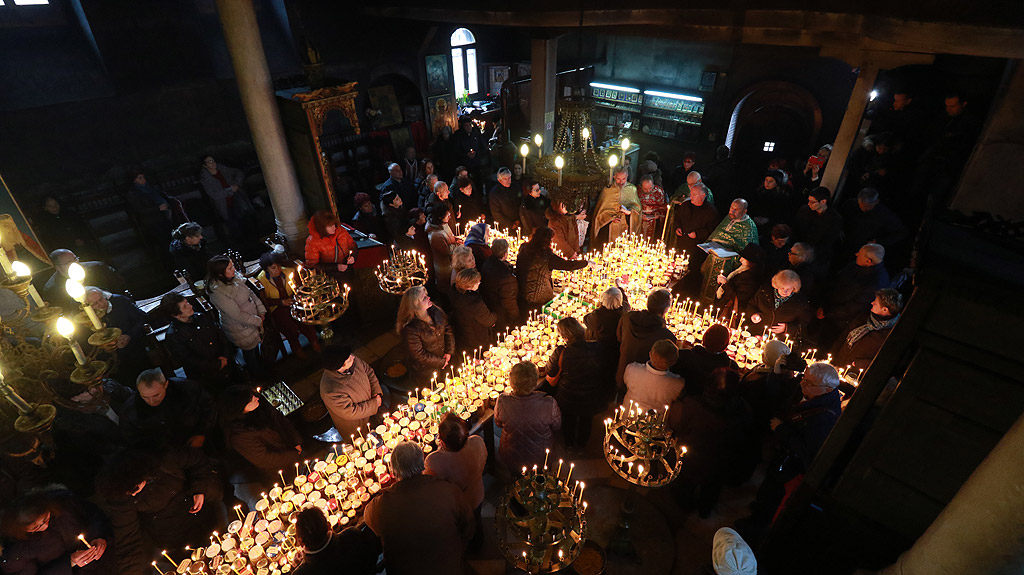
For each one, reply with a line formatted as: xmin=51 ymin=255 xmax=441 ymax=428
xmin=845 ymin=313 xmax=900 ymax=347
xmin=773 ymin=288 xmax=793 ymax=309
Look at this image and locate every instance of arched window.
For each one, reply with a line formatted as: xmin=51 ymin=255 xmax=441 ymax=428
xmin=450 ymin=27 xmax=478 ymax=97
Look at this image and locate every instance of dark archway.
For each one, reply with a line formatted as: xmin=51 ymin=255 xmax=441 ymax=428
xmin=726 ymin=81 xmax=823 ymax=187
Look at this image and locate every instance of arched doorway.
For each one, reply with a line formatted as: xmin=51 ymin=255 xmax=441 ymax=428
xmin=726 ymin=81 xmax=822 ymax=188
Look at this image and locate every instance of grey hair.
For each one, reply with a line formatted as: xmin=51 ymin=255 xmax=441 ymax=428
xmin=136 ymin=368 xmax=167 ymax=389
xmin=433 ymin=180 xmax=448 ymax=194
xmin=772 ymin=270 xmax=802 ymax=292
xmin=388 ymin=162 xmax=400 ymax=172
xmin=389 ymin=441 xmax=425 ymax=480
xmin=861 ymin=243 xmax=885 ymax=264
xmin=790 ymin=242 xmax=815 ymax=264
xmin=509 ymin=361 xmax=539 ymax=395
xmin=691 ymin=183 xmax=709 ymax=197
xmin=601 ymin=287 xmax=624 ymax=309
xmin=84 ymin=286 xmax=112 ymax=301
xmin=803 ymin=362 xmax=841 ymax=392
xmin=497 ymin=167 xmax=511 ymax=177
xmin=425 ymin=173 xmax=438 ymax=184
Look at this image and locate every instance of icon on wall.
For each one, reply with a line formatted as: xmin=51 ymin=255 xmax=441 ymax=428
xmin=488 ymin=66 xmax=510 ymax=96
xmin=425 ymin=54 xmax=449 ymax=96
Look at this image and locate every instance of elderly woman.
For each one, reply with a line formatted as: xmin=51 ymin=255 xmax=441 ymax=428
xmin=425 ymin=413 xmax=488 ymax=551
xmin=256 ymin=252 xmax=321 ymax=359
xmin=745 ymin=270 xmax=813 ymax=338
xmin=545 ymin=318 xmax=609 ymax=452
xmin=449 ymin=245 xmax=476 ymax=289
xmin=206 ymin=255 xmax=266 ymax=373
xmin=169 ymin=222 xmax=213 ymax=282
xmin=426 ymin=206 xmax=457 ymax=295
xmin=786 ymin=242 xmax=821 ymax=301
xmin=494 ymin=361 xmax=561 ymax=475
xmin=219 ymin=385 xmax=302 ymax=507
xmin=462 ymin=222 xmax=491 ymax=269
xmin=450 ymin=268 xmax=496 ymax=354
xmin=305 ymin=210 xmax=359 ymax=282
xmin=397 ymin=286 xmax=454 ymax=386
xmin=84 ymin=286 xmax=151 ymax=379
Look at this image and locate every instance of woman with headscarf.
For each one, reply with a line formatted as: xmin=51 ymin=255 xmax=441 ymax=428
xmin=462 ymin=222 xmax=491 ymax=270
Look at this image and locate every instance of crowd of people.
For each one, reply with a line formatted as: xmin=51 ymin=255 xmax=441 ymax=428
xmin=4 ymin=88 xmax=973 ymax=575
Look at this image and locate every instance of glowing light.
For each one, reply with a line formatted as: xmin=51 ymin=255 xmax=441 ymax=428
xmin=56 ymin=317 xmax=75 ymax=338
xmin=67 ymin=262 xmax=85 ymax=282
xmin=11 ymin=261 xmax=30 ymax=277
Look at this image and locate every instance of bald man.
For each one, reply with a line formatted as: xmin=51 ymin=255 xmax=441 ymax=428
xmin=43 ymin=249 xmax=126 ymax=311
xmin=671 ymin=171 xmax=715 ymax=206
xmin=699 ymin=199 xmax=759 ymax=300
xmin=817 ymin=243 xmax=890 ymax=347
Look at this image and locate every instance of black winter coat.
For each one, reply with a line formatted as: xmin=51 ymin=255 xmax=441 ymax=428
xmin=0 ymin=492 xmax=114 ymax=575
xmin=717 ymin=266 xmax=765 ymax=311
xmin=667 ymin=394 xmax=750 ymax=484
xmin=825 ymin=263 xmax=890 ymax=327
xmin=119 ymin=378 xmax=216 ymax=449
xmin=745 ymin=285 xmax=814 ymax=341
xmin=450 ymin=290 xmax=497 ymax=353
xmin=616 ymin=310 xmax=677 ymax=386
xmin=480 ymin=256 xmax=519 ymax=329
xmin=488 ymin=182 xmax=520 ymax=231
xmin=169 ymin=239 xmax=213 ymax=282
xmin=547 ymin=342 xmax=612 ymax=414
xmin=515 ymin=244 xmax=587 ymax=306
xmin=775 ymin=390 xmax=842 ymax=473
xmin=672 ymin=346 xmax=738 ymax=399
xmin=164 ymin=312 xmax=233 ymax=383
xmin=794 ymin=206 xmax=843 ymax=264
xmin=100 ymin=447 xmax=223 ymax=575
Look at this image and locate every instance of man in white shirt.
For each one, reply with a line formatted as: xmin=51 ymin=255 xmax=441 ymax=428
xmin=624 ymin=339 xmax=684 ymax=412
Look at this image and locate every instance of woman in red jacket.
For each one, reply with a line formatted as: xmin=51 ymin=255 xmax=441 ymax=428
xmin=305 ymin=210 xmax=359 ymax=281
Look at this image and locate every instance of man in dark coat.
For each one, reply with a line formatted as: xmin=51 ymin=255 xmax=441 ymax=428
xmin=840 ymin=187 xmax=908 ymax=257
xmin=294 ymin=508 xmax=380 ymax=575
xmin=119 ymin=369 xmax=216 ymax=451
xmin=452 ymin=117 xmax=488 ymax=179
xmin=97 ymin=446 xmax=224 ymax=575
xmin=84 ymin=286 xmax=151 ymax=381
xmin=616 ymin=289 xmax=677 ymax=387
xmin=832 ymin=288 xmax=903 ymax=370
xmin=488 ymin=168 xmax=520 ymax=231
xmin=159 ymin=293 xmax=240 ymax=390
xmin=793 ymin=187 xmax=843 ymax=267
xmin=127 ymin=171 xmax=174 ymax=260
xmin=480 ymin=239 xmax=519 ymax=330
xmin=381 ymin=163 xmax=417 ymax=209
xmin=817 ymin=243 xmax=890 ymax=348
xmin=364 ymin=442 xmax=474 ymax=575
xmin=43 ymin=249 xmax=126 ymax=311
xmin=672 ymin=324 xmax=738 ymax=399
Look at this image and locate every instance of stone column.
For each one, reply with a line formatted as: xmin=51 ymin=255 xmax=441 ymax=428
xmin=880 ymin=410 xmax=1024 ymax=575
xmin=530 ymin=37 xmax=558 ymax=154
xmin=215 ymin=0 xmax=308 ymax=250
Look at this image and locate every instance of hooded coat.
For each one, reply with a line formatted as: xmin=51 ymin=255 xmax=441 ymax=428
xmin=207 ymin=277 xmax=266 ymax=351
xmin=615 ymin=310 xmax=677 ymax=386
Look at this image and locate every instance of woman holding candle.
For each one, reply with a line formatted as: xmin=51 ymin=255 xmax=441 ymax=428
xmin=256 ymin=252 xmax=321 ymax=360
xmin=425 ymin=413 xmax=487 ymax=552
xmin=206 ymin=256 xmax=267 ymax=376
xmin=451 ymin=175 xmax=484 ymax=227
xmin=0 ymin=489 xmax=112 ymax=575
xmin=219 ymin=385 xmax=303 ymax=508
xmin=397 ymin=286 xmax=454 ymax=387
xmin=303 ymin=210 xmax=359 ymax=282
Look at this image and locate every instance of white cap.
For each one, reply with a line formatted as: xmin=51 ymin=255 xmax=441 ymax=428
xmin=712 ymin=527 xmax=757 ymax=575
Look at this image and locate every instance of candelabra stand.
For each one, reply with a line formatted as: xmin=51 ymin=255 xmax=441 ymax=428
xmin=375 ymin=248 xmax=429 ymax=295
xmin=290 ymin=269 xmax=350 ymax=340
xmin=602 ymin=406 xmax=686 ymax=561
xmin=495 ymin=465 xmax=587 ymax=573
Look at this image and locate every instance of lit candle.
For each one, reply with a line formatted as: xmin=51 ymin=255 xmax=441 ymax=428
xmin=543 ymin=448 xmax=550 ymax=470
xmin=56 ymin=317 xmax=87 ymax=365
xmin=152 ymin=561 xmax=164 ymax=575
xmin=565 ymin=462 xmax=574 ymax=485
xmin=520 ymin=143 xmax=529 ymax=172
xmin=278 ymin=470 xmax=286 ymax=484
xmin=77 ymin=534 xmax=92 ymax=549
xmin=556 ymin=458 xmax=563 ymax=479
xmin=577 ymin=481 xmax=585 ymax=502
xmin=607 ymin=154 xmax=618 ymax=185
xmin=554 ymin=155 xmax=564 ymax=187
xmin=534 ymin=133 xmax=543 ymax=158
xmin=160 ymin=551 xmax=179 ymax=570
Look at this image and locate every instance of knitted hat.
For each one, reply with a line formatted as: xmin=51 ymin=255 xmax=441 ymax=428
xmin=702 ymin=324 xmax=731 ymax=354
xmin=712 ymin=527 xmax=757 ymax=575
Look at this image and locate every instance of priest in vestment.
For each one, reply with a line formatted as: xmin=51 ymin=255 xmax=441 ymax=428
xmin=592 ymin=168 xmax=642 ymax=247
xmin=699 ymin=198 xmax=759 ymax=300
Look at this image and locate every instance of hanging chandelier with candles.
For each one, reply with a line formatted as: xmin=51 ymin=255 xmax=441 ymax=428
xmin=532 ymin=98 xmax=607 ymax=210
